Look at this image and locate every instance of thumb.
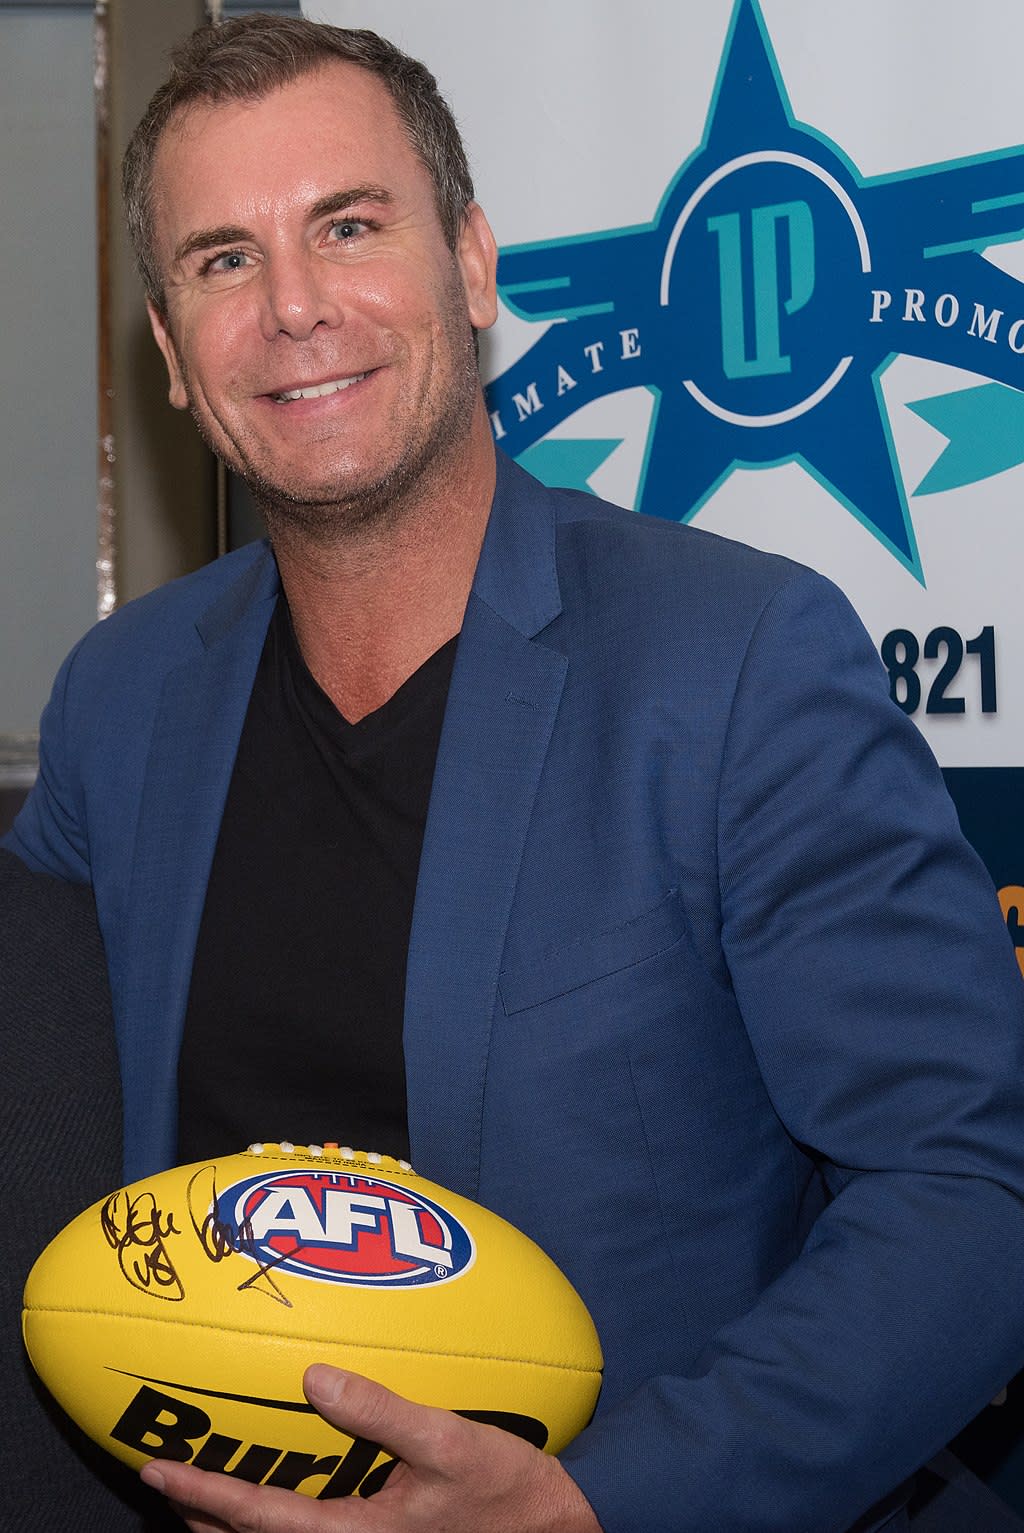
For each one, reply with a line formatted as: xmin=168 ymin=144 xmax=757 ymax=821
xmin=303 ymin=1366 xmax=459 ymax=1469
xmin=303 ymin=1363 xmax=351 ymax=1413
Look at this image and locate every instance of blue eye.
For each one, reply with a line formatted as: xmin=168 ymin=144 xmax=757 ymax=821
xmin=210 ymin=250 xmax=249 ymax=271
xmin=328 ymin=219 xmax=367 ymax=242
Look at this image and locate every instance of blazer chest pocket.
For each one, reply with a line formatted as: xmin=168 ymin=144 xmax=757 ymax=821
xmin=498 ymin=888 xmax=687 ymax=1016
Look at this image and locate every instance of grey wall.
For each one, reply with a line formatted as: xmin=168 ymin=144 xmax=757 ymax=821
xmin=1 ymin=4 xmax=97 ymax=749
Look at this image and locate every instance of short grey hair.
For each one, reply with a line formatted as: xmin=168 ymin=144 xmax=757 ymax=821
xmin=122 ymin=13 xmax=475 ymax=309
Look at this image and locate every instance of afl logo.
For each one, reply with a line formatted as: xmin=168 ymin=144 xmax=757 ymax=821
xmin=218 ymin=1170 xmax=475 ymax=1289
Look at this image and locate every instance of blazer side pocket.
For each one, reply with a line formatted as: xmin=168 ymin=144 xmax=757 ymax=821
xmin=499 ymin=887 xmax=686 ymax=1016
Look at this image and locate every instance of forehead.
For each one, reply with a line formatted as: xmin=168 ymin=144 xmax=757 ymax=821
xmin=150 ymin=61 xmax=430 ymax=241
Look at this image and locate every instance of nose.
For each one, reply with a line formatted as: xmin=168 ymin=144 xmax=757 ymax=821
xmin=259 ymin=251 xmax=343 ymax=341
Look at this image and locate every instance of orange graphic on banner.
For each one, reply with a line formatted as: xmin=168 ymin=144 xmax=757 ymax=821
xmin=997 ymin=887 xmax=1024 ymax=980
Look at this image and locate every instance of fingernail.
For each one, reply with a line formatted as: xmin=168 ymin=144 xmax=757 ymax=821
xmin=306 ymin=1363 xmax=345 ymax=1404
xmin=140 ymin=1463 xmax=166 ymax=1492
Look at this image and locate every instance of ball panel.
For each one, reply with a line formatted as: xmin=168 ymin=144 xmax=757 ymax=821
xmin=24 ymin=1151 xmax=600 ymax=1370
xmin=23 ymin=1308 xmax=598 ymax=1492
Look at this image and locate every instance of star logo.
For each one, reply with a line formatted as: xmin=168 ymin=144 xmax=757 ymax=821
xmin=484 ymin=0 xmax=1024 ymax=582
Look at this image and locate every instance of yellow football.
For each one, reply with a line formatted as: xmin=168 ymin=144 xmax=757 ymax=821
xmin=23 ymin=1142 xmax=603 ymax=1499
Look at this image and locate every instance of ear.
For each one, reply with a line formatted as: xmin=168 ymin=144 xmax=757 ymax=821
xmin=456 ymin=202 xmax=499 ymax=332
xmin=146 ymin=298 xmax=189 ymax=410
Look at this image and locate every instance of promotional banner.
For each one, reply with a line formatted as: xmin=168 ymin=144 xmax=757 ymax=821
xmin=306 ymin=0 xmax=1024 ymax=981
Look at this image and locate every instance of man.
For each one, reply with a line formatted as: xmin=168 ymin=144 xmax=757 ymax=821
xmin=8 ymin=15 xmax=1024 ymax=1533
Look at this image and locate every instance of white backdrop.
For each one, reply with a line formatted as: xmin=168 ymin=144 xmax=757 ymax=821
xmin=306 ymin=0 xmax=1024 ymax=941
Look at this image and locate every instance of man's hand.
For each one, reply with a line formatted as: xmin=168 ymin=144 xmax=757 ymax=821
xmin=140 ymin=1363 xmax=603 ymax=1532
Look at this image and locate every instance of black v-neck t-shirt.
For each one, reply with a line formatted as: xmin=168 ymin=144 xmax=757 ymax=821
xmin=176 ymin=597 xmax=457 ymax=1165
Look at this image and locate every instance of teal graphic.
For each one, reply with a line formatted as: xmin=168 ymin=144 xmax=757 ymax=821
xmin=908 ymin=383 xmax=1024 ymax=495
xmin=516 ymin=438 xmax=622 ymax=496
xmin=485 ymin=0 xmax=1024 ymax=581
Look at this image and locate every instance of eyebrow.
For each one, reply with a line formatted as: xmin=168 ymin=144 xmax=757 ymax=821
xmin=173 ymin=224 xmax=254 ymax=267
xmin=172 ymin=187 xmax=395 ymax=269
xmin=307 ymin=185 xmax=394 ymax=222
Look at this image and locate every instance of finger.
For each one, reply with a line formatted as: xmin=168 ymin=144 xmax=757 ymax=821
xmin=168 ymin=1505 xmax=232 ymax=1533
xmin=141 ymin=1458 xmax=362 ymax=1531
xmin=304 ymin=1366 xmax=467 ymax=1473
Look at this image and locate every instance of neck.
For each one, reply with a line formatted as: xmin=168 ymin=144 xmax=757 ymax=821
xmin=268 ymin=418 xmax=496 ymax=723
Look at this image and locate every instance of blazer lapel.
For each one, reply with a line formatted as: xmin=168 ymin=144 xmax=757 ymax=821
xmin=404 ymin=458 xmax=566 ymax=1196
xmin=118 ymin=549 xmax=279 ymax=1179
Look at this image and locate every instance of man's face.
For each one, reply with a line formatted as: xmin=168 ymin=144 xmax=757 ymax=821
xmin=146 ymin=63 xmax=497 ymax=521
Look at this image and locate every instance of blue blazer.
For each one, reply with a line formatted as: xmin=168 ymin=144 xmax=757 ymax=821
xmin=10 ymin=454 xmax=1024 ymax=1533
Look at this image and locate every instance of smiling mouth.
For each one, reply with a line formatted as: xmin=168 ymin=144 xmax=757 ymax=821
xmin=271 ymin=373 xmax=367 ymax=402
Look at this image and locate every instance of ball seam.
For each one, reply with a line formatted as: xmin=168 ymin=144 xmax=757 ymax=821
xmin=23 ymin=1306 xmax=601 ymax=1375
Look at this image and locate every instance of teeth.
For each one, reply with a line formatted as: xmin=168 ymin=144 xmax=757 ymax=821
xmin=275 ymin=373 xmax=365 ymax=402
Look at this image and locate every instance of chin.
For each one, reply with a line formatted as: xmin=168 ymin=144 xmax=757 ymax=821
xmin=241 ymin=431 xmax=470 ymax=536
xmin=240 ymin=463 xmax=420 ymax=538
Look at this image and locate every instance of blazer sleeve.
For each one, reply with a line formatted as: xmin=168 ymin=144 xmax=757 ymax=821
xmin=3 ymin=636 xmax=92 ymax=882
xmin=560 ymin=569 xmax=1024 ymax=1533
